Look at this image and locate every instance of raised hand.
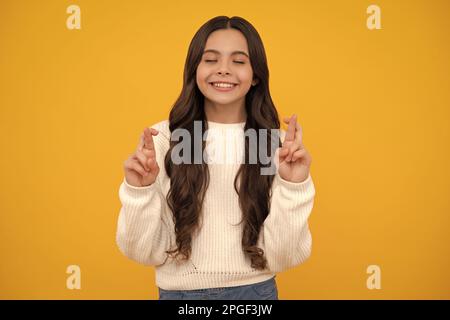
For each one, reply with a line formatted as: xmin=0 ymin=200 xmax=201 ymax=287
xmin=277 ymin=114 xmax=312 ymax=183
xmin=123 ymin=127 xmax=160 ymax=187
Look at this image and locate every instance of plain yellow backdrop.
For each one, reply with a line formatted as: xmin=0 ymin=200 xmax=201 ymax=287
xmin=1 ymin=0 xmax=449 ymax=299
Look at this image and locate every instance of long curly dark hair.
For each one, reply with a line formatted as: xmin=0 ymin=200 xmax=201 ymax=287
xmin=164 ymin=16 xmax=281 ymax=270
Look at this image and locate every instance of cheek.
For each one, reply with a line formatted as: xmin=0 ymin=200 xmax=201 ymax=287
xmin=196 ymin=66 xmax=203 ymax=81
xmin=196 ymin=66 xmax=208 ymax=88
xmin=237 ymin=67 xmax=254 ymax=87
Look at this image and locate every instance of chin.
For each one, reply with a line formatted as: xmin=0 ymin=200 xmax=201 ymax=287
xmin=208 ymin=96 xmax=241 ymax=105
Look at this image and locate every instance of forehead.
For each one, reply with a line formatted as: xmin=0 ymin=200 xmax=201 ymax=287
xmin=204 ymin=29 xmax=249 ymax=53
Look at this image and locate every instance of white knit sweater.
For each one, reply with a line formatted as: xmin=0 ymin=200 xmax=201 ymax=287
xmin=116 ymin=120 xmax=316 ymax=290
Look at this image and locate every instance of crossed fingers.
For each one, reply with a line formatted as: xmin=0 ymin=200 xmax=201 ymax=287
xmin=280 ymin=114 xmax=304 ymax=162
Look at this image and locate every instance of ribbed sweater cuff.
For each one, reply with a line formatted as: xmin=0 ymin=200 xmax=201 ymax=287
xmin=275 ymin=172 xmax=313 ymax=193
xmin=122 ymin=177 xmax=157 ymax=197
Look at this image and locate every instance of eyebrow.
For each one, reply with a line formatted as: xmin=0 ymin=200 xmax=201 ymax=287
xmin=202 ymin=49 xmax=249 ymax=58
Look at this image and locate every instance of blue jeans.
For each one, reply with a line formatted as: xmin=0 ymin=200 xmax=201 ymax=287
xmin=158 ymin=276 xmax=278 ymax=300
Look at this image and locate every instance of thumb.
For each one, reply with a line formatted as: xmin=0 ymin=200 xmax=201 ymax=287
xmin=277 ymin=146 xmax=289 ymax=162
xmin=148 ymin=157 xmax=159 ymax=170
xmin=273 ymin=147 xmax=288 ymax=171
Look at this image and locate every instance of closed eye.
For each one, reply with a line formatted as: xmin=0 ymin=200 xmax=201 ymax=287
xmin=204 ymin=60 xmax=245 ymax=64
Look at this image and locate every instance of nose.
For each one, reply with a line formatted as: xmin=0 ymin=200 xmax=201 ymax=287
xmin=216 ymin=59 xmax=231 ymax=75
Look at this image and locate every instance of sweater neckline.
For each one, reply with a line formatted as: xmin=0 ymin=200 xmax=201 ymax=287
xmin=206 ymin=120 xmax=246 ymax=128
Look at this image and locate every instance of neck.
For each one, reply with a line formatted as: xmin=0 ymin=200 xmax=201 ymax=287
xmin=204 ymin=98 xmax=247 ymax=124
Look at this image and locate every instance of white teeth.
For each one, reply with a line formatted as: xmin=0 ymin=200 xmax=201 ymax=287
xmin=212 ymin=82 xmax=235 ymax=88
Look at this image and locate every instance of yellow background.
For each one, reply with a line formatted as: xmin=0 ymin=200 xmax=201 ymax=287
xmin=1 ymin=0 xmax=449 ymax=299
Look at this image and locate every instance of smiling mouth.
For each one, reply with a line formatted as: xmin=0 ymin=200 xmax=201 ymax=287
xmin=209 ymin=82 xmax=238 ymax=91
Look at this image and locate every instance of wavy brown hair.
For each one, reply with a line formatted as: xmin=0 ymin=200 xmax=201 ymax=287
xmin=163 ymin=16 xmax=281 ymax=270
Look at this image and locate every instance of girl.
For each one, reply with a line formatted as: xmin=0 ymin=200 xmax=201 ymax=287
xmin=117 ymin=16 xmax=315 ymax=300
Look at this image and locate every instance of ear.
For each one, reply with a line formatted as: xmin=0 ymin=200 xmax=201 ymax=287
xmin=252 ymin=78 xmax=259 ymax=86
